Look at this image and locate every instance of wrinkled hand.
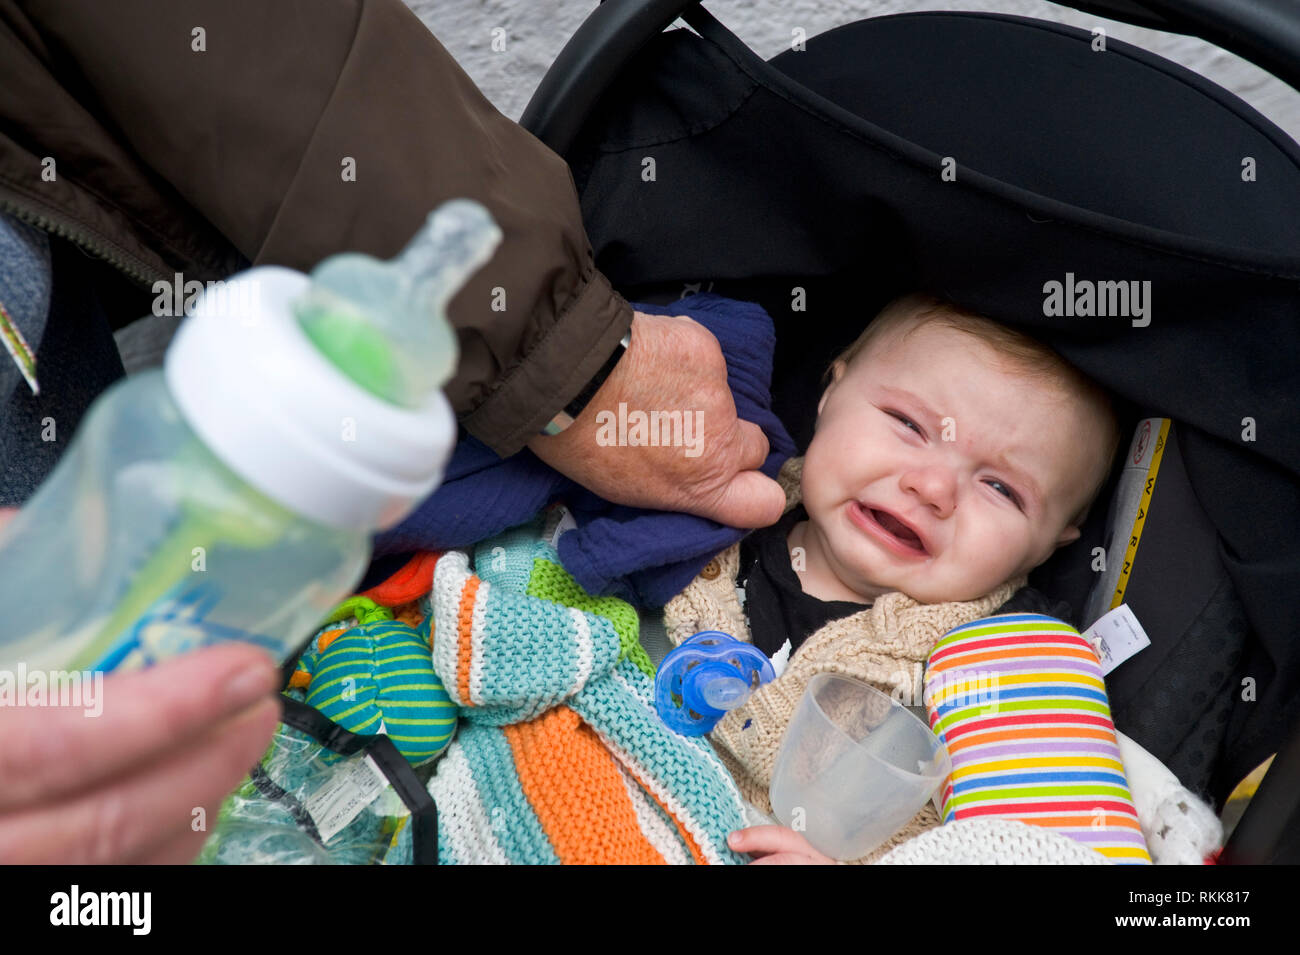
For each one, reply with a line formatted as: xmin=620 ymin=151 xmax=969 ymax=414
xmin=729 ymin=825 xmax=837 ymax=865
xmin=0 ymin=644 xmax=280 ymax=864
xmin=527 ymin=311 xmax=786 ymax=529
xmin=0 ymin=504 xmax=280 ymax=864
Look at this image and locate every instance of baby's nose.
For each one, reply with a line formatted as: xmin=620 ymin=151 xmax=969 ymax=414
xmin=903 ymin=467 xmax=957 ymax=516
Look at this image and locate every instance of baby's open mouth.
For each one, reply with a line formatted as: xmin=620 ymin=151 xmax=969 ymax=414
xmin=871 ymin=509 xmax=925 ymax=550
xmin=848 ymin=501 xmax=930 ymax=559
xmin=852 ymin=504 xmax=930 ymax=558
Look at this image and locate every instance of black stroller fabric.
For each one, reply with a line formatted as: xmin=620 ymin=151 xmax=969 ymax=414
xmin=563 ymin=9 xmax=1300 ymax=805
xmin=1096 ymin=422 xmax=1250 ymax=799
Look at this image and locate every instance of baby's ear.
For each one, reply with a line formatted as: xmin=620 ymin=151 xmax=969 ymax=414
xmin=1053 ymin=523 xmax=1082 ymax=549
xmin=817 ymin=360 xmax=848 ymax=417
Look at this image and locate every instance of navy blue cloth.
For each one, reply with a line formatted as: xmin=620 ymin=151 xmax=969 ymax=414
xmin=371 ymin=293 xmax=797 ymax=607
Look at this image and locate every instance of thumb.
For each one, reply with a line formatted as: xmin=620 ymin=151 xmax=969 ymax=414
xmin=705 ymin=469 xmax=787 ymax=529
xmin=730 ymin=418 xmax=772 ymax=474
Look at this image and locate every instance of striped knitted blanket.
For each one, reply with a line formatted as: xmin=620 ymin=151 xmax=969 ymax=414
xmin=396 ymin=511 xmax=749 ymax=864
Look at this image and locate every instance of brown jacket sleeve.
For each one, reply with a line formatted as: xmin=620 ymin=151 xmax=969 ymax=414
xmin=14 ymin=0 xmax=631 ymax=456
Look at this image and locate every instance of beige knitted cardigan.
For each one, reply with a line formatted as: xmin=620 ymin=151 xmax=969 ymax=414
xmin=663 ymin=457 xmax=1023 ymax=863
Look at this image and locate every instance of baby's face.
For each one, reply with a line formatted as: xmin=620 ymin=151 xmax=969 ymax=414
xmin=798 ymin=322 xmax=1106 ymax=605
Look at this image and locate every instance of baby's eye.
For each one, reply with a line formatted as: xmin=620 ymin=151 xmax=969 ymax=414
xmin=888 ymin=411 xmax=923 ymax=436
xmin=985 ymin=479 xmax=1023 ymax=509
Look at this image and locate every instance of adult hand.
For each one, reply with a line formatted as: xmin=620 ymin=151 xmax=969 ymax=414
xmin=729 ymin=825 xmax=837 ymax=865
xmin=0 ymin=505 xmax=280 ymax=864
xmin=0 ymin=643 xmax=280 ymax=864
xmin=526 ymin=311 xmax=786 ymax=529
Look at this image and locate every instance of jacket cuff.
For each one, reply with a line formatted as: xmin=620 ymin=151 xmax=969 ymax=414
xmin=460 ymin=269 xmax=632 ymax=457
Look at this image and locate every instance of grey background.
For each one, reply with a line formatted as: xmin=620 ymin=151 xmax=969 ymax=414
xmin=115 ymin=0 xmax=1300 ymax=371
xmin=409 ymin=0 xmax=1300 ymax=135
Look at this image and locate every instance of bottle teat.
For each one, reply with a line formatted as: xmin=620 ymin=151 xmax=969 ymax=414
xmin=295 ymin=199 xmax=502 ymax=407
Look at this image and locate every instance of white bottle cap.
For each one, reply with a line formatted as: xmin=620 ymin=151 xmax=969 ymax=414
xmin=164 ymin=266 xmax=455 ymax=532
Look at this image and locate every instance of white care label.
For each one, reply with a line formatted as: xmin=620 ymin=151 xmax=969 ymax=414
xmin=1081 ymin=604 xmax=1152 ymax=676
xmin=303 ymin=753 xmax=390 ymax=843
xmin=769 ymin=639 xmax=792 ymax=678
xmin=548 ymin=507 xmax=579 ymax=549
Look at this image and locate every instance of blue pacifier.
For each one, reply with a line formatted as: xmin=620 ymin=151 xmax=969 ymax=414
xmin=654 ymin=630 xmax=776 ymax=736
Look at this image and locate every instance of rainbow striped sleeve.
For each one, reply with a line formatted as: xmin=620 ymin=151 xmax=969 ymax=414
xmin=924 ymin=613 xmax=1151 ymax=865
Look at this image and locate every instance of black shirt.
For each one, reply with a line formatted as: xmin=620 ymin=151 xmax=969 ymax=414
xmin=738 ymin=504 xmax=870 ymax=657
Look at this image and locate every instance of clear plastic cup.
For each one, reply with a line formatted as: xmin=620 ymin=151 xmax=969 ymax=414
xmin=768 ymin=673 xmax=951 ymax=860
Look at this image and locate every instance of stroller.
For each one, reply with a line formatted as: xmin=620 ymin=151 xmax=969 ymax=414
xmin=518 ymin=0 xmax=1300 ymax=863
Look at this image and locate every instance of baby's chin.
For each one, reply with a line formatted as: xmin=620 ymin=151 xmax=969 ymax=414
xmin=822 ymin=548 xmax=989 ymax=605
xmin=892 ymin=575 xmax=1021 ymax=606
xmin=814 ymin=555 xmax=895 ymax=604
xmin=799 ymin=515 xmax=1006 ymax=605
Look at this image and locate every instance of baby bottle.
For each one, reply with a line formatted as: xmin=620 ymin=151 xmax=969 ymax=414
xmin=0 ymin=199 xmax=500 ymax=674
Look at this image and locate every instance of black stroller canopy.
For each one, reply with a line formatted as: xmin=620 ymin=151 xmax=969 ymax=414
xmin=775 ymin=13 xmax=1300 ymax=258
xmin=534 ymin=4 xmax=1300 ymax=850
xmin=568 ymin=10 xmax=1300 ymax=471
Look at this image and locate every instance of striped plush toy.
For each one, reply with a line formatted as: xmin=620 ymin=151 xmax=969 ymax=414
xmin=924 ymin=613 xmax=1152 ymax=864
xmin=386 ymin=510 xmax=750 ymax=865
xmin=289 ymin=595 xmax=457 ymax=766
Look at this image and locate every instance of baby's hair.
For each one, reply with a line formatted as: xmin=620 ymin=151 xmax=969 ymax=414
xmin=830 ymin=292 xmax=1121 ymax=527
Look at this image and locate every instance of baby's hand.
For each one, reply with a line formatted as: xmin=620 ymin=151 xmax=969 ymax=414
xmin=728 ymin=825 xmax=836 ymax=865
